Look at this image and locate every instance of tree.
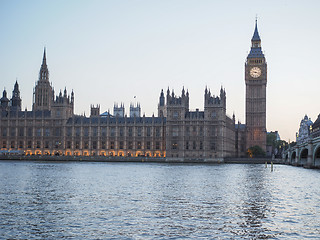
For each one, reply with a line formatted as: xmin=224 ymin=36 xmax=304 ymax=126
xmin=247 ymin=145 xmax=266 ymax=157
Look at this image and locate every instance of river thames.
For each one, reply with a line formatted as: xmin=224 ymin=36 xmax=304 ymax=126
xmin=0 ymin=161 xmax=319 ymax=239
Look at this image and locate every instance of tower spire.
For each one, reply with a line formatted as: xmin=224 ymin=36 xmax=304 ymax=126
xmin=252 ymin=19 xmax=261 ymax=42
xmin=42 ymin=47 xmax=47 ymax=67
xmin=39 ymin=47 xmax=49 ymax=82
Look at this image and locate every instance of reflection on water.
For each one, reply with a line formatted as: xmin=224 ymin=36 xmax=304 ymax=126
xmin=0 ymin=161 xmax=320 ymax=239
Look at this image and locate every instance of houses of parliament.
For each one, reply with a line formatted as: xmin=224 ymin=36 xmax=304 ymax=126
xmin=0 ymin=21 xmax=267 ymax=161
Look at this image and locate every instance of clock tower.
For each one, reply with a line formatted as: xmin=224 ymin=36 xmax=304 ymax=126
xmin=245 ymin=20 xmax=267 ymax=152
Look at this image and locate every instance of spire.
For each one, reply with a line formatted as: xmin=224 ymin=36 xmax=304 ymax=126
xmin=252 ymin=19 xmax=261 ymax=42
xmin=14 ymin=80 xmax=19 ymax=91
xmin=42 ymin=47 xmax=47 ymax=67
xmin=39 ymin=47 xmax=49 ymax=81
xmin=247 ymin=19 xmax=264 ymax=58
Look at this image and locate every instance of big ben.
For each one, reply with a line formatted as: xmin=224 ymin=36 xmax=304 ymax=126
xmin=245 ymin=20 xmax=267 ymax=152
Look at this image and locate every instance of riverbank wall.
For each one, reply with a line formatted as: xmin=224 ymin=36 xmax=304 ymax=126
xmin=0 ymin=155 xmax=279 ymax=164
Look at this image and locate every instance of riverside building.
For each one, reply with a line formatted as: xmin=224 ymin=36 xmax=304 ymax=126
xmin=0 ymin=21 xmax=267 ymax=161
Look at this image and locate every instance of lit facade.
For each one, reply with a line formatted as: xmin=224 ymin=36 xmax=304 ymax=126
xmin=0 ymin=22 xmax=267 ymax=159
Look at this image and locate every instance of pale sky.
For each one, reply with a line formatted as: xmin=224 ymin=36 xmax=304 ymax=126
xmin=1 ymin=0 xmax=319 ymax=142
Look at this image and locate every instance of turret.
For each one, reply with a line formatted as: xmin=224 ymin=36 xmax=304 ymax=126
xmin=10 ymin=80 xmax=22 ymax=111
xmin=90 ymin=104 xmax=100 ymax=117
xmin=0 ymin=89 xmax=10 ymax=110
xmin=130 ymin=103 xmax=141 ymax=117
xmin=158 ymin=89 xmax=166 ymax=117
xmin=33 ymin=48 xmax=54 ymax=111
xmin=113 ymin=103 xmax=125 ymax=117
xmin=166 ymin=87 xmax=189 ymax=120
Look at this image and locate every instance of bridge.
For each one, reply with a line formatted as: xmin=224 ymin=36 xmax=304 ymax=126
xmin=282 ymin=115 xmax=320 ymax=168
xmin=282 ymin=136 xmax=320 ymax=168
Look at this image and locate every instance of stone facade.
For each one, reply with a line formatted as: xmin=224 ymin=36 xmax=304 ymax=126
xmin=0 ymin=22 xmax=267 ymax=159
xmin=163 ymin=87 xmax=236 ymax=161
xmin=245 ymin=20 xmax=267 ymax=152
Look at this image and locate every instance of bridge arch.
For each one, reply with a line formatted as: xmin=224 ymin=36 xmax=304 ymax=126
xmin=314 ymin=145 xmax=320 ymax=167
xmin=291 ymin=151 xmax=296 ymax=165
xmin=299 ymin=148 xmax=308 ymax=166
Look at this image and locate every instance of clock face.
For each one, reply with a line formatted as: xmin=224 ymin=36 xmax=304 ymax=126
xmin=250 ymin=67 xmax=262 ymax=78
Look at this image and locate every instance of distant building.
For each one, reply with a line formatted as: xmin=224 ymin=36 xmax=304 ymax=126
xmin=0 ymin=21 xmax=268 ymax=159
xmin=296 ymin=115 xmax=313 ymax=144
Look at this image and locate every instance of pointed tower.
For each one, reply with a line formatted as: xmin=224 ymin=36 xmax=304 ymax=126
xmin=33 ymin=48 xmax=54 ymax=111
xmin=158 ymin=89 xmax=166 ymax=117
xmin=245 ymin=20 xmax=267 ymax=152
xmin=11 ymin=80 xmax=22 ymax=111
xmin=0 ymin=89 xmax=10 ymax=111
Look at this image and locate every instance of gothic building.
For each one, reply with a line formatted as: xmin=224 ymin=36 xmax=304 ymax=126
xmin=0 ymin=21 xmax=267 ymax=160
xmin=245 ymin=20 xmax=267 ymax=152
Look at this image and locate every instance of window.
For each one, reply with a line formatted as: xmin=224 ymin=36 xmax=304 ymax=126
xmin=93 ymin=127 xmax=98 ymax=137
xmin=147 ymin=127 xmax=151 ymax=137
xmin=101 ymin=127 xmax=107 ymax=137
xmin=172 ymin=126 xmax=179 ymax=137
xmin=146 ymin=141 xmax=151 ymax=150
xmin=200 ymin=141 xmax=203 ymax=150
xmin=137 ymin=127 xmax=142 ymax=137
xmin=19 ymin=127 xmax=24 ymax=137
xmin=27 ymin=128 xmax=32 ymax=137
xmin=3 ymin=141 xmax=6 ymax=149
xmin=93 ymin=141 xmax=97 ymax=149
xmin=210 ymin=141 xmax=216 ymax=150
xmin=119 ymin=141 xmax=124 ymax=149
xmin=76 ymin=127 xmax=81 ymax=137
xmin=27 ymin=141 xmax=32 ymax=148
xmin=101 ymin=141 xmax=106 ymax=149
xmin=156 ymin=142 xmax=160 ymax=150
xmin=45 ymin=141 xmax=49 ymax=149
xmin=155 ymin=127 xmax=160 ymax=137
xmin=128 ymin=127 xmax=133 ymax=137
xmin=84 ymin=127 xmax=89 ymax=137
xmin=172 ymin=141 xmax=178 ymax=150
xmin=173 ymin=111 xmax=179 ymax=119
xmin=75 ymin=141 xmax=80 ymax=149
xmin=193 ymin=141 xmax=196 ymax=150
xmin=128 ymin=141 xmax=133 ymax=149
xmin=55 ymin=128 xmax=61 ymax=137
xmin=110 ymin=127 xmax=115 ymax=137
xmin=84 ymin=141 xmax=89 ymax=149
xmin=36 ymin=128 xmax=41 ymax=137
xmin=186 ymin=141 xmax=189 ymax=150
xmin=11 ymin=141 xmax=15 ymax=148
xmin=10 ymin=128 xmax=16 ymax=137
xmin=119 ymin=127 xmax=124 ymax=137
xmin=36 ymin=141 xmax=41 ymax=148
xmin=45 ymin=128 xmax=50 ymax=137
xmin=2 ymin=128 xmax=7 ymax=137
xmin=110 ymin=141 xmax=114 ymax=149
xmin=200 ymin=127 xmax=203 ymax=136
xmin=67 ymin=128 xmax=72 ymax=137
xmin=137 ymin=141 xmax=141 ymax=149
xmin=19 ymin=141 xmax=23 ymax=149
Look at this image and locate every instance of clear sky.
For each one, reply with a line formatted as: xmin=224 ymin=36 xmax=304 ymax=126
xmin=1 ymin=0 xmax=319 ymax=142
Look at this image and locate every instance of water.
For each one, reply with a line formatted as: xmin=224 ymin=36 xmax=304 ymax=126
xmin=0 ymin=161 xmax=319 ymax=239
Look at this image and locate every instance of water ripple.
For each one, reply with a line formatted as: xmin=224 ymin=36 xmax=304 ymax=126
xmin=0 ymin=162 xmax=320 ymax=239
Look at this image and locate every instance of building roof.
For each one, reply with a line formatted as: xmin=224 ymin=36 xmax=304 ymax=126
xmin=312 ymin=114 xmax=320 ymax=130
xmin=247 ymin=47 xmax=264 ymax=58
xmin=251 ymin=20 xmax=261 ymax=41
